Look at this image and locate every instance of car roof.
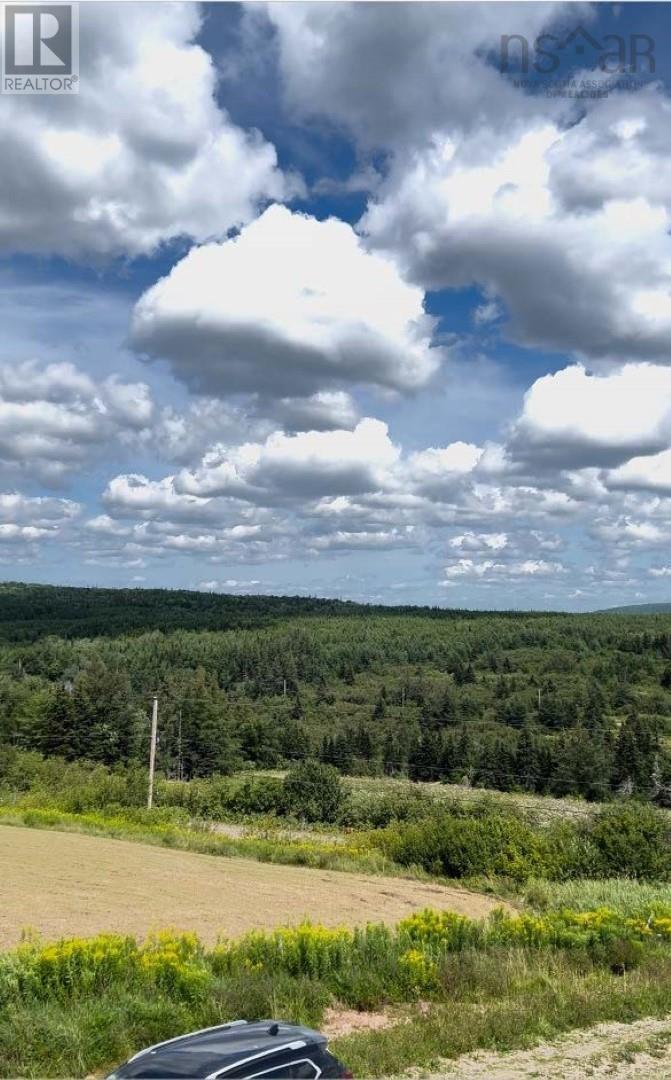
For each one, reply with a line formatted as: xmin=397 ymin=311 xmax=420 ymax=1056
xmin=111 ymin=1020 xmax=327 ymax=1079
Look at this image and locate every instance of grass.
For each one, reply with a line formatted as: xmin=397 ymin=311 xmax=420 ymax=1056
xmin=522 ymin=878 xmax=671 ymax=916
xmin=609 ymin=1030 xmax=671 ymax=1063
xmin=333 ymin=952 xmax=671 ymax=1076
xmin=2 ymin=910 xmax=671 ymax=1077
xmin=346 ymin=773 xmax=599 ymax=825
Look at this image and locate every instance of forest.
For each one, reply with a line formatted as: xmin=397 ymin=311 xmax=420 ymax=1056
xmin=1 ymin=582 xmax=670 ymax=804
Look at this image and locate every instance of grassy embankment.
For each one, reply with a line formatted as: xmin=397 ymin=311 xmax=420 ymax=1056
xmin=3 ymin=906 xmax=671 ymax=1077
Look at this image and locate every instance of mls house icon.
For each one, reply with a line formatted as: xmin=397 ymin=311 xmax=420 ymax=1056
xmin=2 ymin=2 xmax=79 ymax=93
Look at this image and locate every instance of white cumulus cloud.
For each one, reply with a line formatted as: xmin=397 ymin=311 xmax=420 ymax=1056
xmin=0 ymin=3 xmax=294 ymax=257
xmin=131 ymin=205 xmax=441 ymax=401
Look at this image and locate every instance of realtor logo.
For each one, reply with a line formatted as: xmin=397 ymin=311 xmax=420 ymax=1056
xmin=2 ymin=2 xmax=79 ymax=93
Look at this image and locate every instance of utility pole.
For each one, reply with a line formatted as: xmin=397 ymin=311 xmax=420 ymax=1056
xmin=177 ymin=707 xmax=182 ymax=782
xmin=147 ymin=694 xmax=158 ymax=809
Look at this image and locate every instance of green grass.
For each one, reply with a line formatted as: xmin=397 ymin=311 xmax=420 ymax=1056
xmin=346 ymin=773 xmax=598 ymax=825
xmin=0 ymin=977 xmax=335 ymax=1078
xmin=2 ymin=904 xmax=671 ymax=1076
xmin=523 ymin=878 xmax=671 ymax=916
xmin=333 ymin=951 xmax=671 ymax=1076
xmin=3 ymin=925 xmax=671 ymax=1078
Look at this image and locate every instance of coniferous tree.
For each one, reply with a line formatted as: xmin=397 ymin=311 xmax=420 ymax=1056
xmin=583 ymin=683 xmax=608 ymax=732
xmin=515 ymin=724 xmax=541 ymax=792
xmin=408 ymin=731 xmax=442 ymax=781
xmin=551 ymin=727 xmax=612 ymax=801
xmin=382 ymin=731 xmax=397 ymax=775
xmin=372 ymin=688 xmax=387 ymax=720
xmin=181 ymin=669 xmax=239 ymax=777
xmin=613 ymin=713 xmax=659 ymax=796
xmin=72 ymin=659 xmax=134 ymax=764
xmin=40 ymin=685 xmax=78 ymax=760
xmin=280 ymin=719 xmax=308 ymax=763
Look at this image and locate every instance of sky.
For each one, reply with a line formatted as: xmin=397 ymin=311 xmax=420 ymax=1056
xmin=1 ymin=0 xmax=671 ymax=611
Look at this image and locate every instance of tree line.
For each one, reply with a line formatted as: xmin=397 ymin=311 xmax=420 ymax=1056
xmin=0 ymin=586 xmax=670 ymax=803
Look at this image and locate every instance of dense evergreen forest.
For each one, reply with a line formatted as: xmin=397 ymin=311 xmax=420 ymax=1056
xmin=1 ymin=583 xmax=670 ymax=804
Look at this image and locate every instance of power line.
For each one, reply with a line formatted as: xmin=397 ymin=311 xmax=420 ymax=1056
xmin=145 ymin=722 xmax=632 ymax=797
xmin=235 ymin=744 xmax=621 ymax=794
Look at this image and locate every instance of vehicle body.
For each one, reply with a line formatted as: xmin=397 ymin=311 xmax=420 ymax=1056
xmin=105 ymin=1019 xmax=352 ymax=1079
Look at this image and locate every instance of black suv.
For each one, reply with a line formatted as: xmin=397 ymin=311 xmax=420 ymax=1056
xmin=105 ymin=1020 xmax=352 ymax=1079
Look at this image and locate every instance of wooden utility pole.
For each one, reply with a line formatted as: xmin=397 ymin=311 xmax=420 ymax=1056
xmin=177 ymin=707 xmax=183 ymax=782
xmin=147 ymin=694 xmax=158 ymax=809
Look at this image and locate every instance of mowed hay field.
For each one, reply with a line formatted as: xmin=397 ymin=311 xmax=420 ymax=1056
xmin=0 ymin=825 xmax=503 ymax=947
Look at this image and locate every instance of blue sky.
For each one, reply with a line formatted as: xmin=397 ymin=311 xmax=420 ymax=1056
xmin=1 ymin=1 xmax=671 ymax=610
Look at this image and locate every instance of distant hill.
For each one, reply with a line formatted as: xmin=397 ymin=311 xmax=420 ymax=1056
xmin=0 ymin=581 xmax=529 ymax=642
xmin=0 ymin=582 xmax=371 ymax=641
xmin=598 ymin=602 xmax=671 ymax=615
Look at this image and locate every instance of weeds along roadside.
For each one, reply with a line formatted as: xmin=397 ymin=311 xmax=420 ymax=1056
xmin=2 ymin=907 xmax=671 ymax=1077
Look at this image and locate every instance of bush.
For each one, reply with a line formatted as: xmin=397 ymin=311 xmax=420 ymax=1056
xmin=375 ymin=800 xmax=671 ymax=883
xmin=587 ymin=802 xmax=671 ymax=881
xmin=227 ymin=777 xmax=285 ymax=816
xmin=281 ymin=760 xmax=345 ymax=823
xmin=379 ymin=810 xmax=560 ymax=882
xmin=3 ymin=904 xmax=671 ymax=1015
xmin=339 ymin=786 xmax=433 ymax=828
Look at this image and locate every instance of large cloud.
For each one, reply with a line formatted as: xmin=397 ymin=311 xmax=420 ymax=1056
xmin=510 ymin=363 xmax=671 ymax=469
xmin=265 ymin=2 xmax=570 ymax=150
xmin=131 ymin=205 xmax=440 ymax=400
xmin=269 ymin=392 xmax=359 ymax=433
xmin=103 ymin=474 xmax=215 ymax=522
xmin=0 ymin=492 xmax=80 ymax=525
xmin=97 ymin=411 xmax=580 ymax=568
xmin=0 ymin=3 xmax=293 ymax=257
xmin=263 ymin=4 xmax=671 ymax=364
xmin=442 ymin=557 xmax=565 ymax=582
xmin=607 ymin=450 xmax=671 ymax=496
xmin=363 ymin=89 xmax=671 ymax=362
xmin=176 ymin=417 xmax=400 ymax=502
xmin=88 ymin=367 xmax=671 ymax=600
xmin=83 ymin=510 xmax=284 ymax=566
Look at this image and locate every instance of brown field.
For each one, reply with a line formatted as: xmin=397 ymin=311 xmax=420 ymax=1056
xmin=0 ymin=825 xmax=503 ymax=948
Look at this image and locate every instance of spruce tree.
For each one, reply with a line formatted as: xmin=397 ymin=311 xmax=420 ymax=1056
xmin=40 ymin=685 xmax=78 ymax=760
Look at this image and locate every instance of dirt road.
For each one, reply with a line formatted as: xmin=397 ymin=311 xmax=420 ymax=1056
xmin=413 ymin=1016 xmax=671 ymax=1079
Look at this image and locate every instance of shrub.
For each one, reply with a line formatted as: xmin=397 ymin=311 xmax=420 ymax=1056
xmin=587 ymin=803 xmax=671 ymax=880
xmin=281 ymin=760 xmax=345 ymax=823
xmin=339 ymin=786 xmax=433 ymax=828
xmin=227 ymin=777 xmax=285 ymax=816
xmin=379 ymin=810 xmax=559 ymax=882
xmin=375 ymin=800 xmax=671 ymax=883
